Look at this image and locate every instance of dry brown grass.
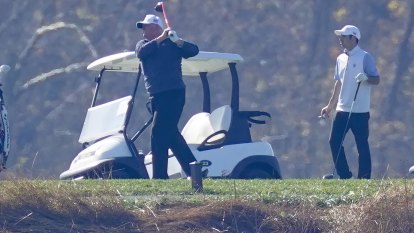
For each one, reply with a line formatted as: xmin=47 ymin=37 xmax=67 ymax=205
xmin=326 ymin=184 xmax=414 ymax=233
xmin=0 ymin=180 xmax=330 ymax=233
xmin=0 ymin=180 xmax=141 ymax=232
xmin=1 ymin=180 xmax=414 ymax=232
xmin=135 ymin=201 xmax=328 ymax=233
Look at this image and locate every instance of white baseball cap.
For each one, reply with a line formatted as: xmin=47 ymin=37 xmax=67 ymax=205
xmin=334 ymin=25 xmax=361 ymax=40
xmin=136 ymin=14 xmax=164 ymax=29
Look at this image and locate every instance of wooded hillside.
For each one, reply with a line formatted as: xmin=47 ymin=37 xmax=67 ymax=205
xmin=0 ymin=0 xmax=413 ymax=178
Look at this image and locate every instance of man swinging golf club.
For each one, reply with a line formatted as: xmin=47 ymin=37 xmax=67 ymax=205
xmin=321 ymin=25 xmax=380 ymax=179
xmin=135 ymin=14 xmax=199 ymax=179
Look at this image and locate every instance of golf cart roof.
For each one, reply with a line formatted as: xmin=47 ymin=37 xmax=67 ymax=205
xmin=87 ymin=51 xmax=243 ymax=76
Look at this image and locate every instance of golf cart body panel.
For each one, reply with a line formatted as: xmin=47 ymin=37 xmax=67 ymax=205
xmin=189 ymin=142 xmax=276 ymax=178
xmin=230 ymin=155 xmax=281 ymax=179
xmin=144 ymin=141 xmax=275 ymax=178
xmin=60 ymin=50 xmax=281 ymax=179
xmin=144 ymin=153 xmax=183 ymax=179
xmin=60 ymin=134 xmax=129 ymax=179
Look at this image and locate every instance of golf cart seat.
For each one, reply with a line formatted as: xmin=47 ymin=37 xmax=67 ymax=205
xmin=181 ymin=112 xmax=212 ymax=144
xmin=182 ymin=105 xmax=232 ymax=150
xmin=225 ymin=110 xmax=272 ymax=144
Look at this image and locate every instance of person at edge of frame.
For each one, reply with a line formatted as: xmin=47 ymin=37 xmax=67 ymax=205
xmin=321 ymin=25 xmax=380 ymax=179
xmin=135 ymin=14 xmax=199 ymax=179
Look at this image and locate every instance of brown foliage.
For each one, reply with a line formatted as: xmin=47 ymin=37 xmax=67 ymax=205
xmin=0 ymin=180 xmax=140 ymax=232
xmin=327 ymin=186 xmax=414 ymax=233
xmin=1 ymin=180 xmax=414 ymax=232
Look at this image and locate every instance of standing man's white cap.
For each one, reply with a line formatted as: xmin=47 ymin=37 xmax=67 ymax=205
xmin=334 ymin=25 xmax=361 ymax=40
xmin=136 ymin=14 xmax=164 ymax=29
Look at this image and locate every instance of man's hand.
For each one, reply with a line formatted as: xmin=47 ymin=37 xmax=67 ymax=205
xmin=168 ymin=30 xmax=180 ymax=42
xmin=155 ymin=28 xmax=171 ymax=44
xmin=355 ymin=72 xmax=368 ymax=83
xmin=320 ymin=105 xmax=332 ymax=119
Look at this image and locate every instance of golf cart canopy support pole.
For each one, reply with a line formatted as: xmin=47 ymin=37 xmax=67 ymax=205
xmin=124 ymin=65 xmax=142 ymax=135
xmin=199 ymin=72 xmax=211 ymax=113
xmin=131 ymin=116 xmax=153 ymax=142
xmin=91 ymin=68 xmax=106 ymax=107
xmin=228 ymin=63 xmax=239 ymax=112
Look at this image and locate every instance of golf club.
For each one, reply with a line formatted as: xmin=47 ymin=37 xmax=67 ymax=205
xmin=154 ymin=2 xmax=170 ymax=28
xmin=323 ymin=81 xmax=361 ymax=179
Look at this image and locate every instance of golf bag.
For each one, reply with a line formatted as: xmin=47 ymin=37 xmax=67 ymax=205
xmin=0 ymin=66 xmax=10 ymax=172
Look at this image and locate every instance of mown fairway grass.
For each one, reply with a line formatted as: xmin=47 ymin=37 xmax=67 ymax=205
xmin=1 ymin=178 xmax=411 ymax=207
xmin=104 ymin=178 xmax=411 ymax=207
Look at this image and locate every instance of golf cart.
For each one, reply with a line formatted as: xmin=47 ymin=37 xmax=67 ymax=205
xmin=60 ymin=51 xmax=281 ymax=179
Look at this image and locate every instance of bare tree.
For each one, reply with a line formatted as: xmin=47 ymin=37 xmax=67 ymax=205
xmin=387 ymin=1 xmax=414 ymax=117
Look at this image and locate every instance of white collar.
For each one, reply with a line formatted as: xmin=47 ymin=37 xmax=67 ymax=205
xmin=344 ymin=45 xmax=361 ymax=56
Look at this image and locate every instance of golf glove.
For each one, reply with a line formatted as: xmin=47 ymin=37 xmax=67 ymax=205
xmin=168 ymin=30 xmax=180 ymax=43
xmin=355 ymin=72 xmax=368 ymax=83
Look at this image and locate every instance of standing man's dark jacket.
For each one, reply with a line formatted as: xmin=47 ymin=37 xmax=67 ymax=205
xmin=136 ymin=38 xmax=199 ymax=95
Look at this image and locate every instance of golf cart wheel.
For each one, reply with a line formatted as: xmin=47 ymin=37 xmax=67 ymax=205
xmin=105 ymin=168 xmax=131 ymax=179
xmin=241 ymin=168 xmax=274 ymax=179
xmin=84 ymin=164 xmax=132 ymax=179
xmin=98 ymin=167 xmax=132 ymax=179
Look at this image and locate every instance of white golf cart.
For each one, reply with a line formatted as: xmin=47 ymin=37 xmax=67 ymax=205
xmin=60 ymin=51 xmax=281 ymax=179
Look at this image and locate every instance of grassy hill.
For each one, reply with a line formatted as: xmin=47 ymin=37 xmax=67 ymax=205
xmin=1 ymin=178 xmax=414 ymax=232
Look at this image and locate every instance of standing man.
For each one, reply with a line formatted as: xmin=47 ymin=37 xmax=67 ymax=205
xmin=135 ymin=14 xmax=199 ymax=179
xmin=321 ymin=25 xmax=380 ymax=179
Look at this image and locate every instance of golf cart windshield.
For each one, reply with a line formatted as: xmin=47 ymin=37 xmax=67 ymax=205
xmin=87 ymin=51 xmax=243 ymax=76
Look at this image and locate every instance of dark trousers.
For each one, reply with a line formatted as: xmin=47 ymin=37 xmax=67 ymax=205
xmin=329 ymin=111 xmax=371 ymax=179
xmin=150 ymin=88 xmax=196 ymax=179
